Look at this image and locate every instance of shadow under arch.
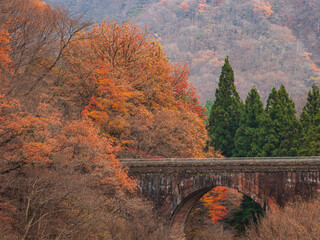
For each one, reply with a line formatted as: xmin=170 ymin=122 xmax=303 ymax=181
xmin=169 ymin=186 xmax=265 ymax=239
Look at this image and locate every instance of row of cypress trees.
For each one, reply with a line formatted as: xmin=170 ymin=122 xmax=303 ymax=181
xmin=207 ymin=57 xmax=320 ymax=157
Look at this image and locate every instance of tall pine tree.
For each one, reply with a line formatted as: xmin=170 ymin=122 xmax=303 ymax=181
xmin=207 ymin=56 xmax=242 ymax=157
xmin=233 ymin=87 xmax=266 ymax=157
xmin=299 ymin=84 xmax=320 ymax=156
xmin=264 ymin=85 xmax=300 ymax=156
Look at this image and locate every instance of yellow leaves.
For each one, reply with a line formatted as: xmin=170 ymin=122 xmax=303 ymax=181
xmin=254 ymin=0 xmax=274 ymax=18
xmin=308 ymin=76 xmax=320 ymax=82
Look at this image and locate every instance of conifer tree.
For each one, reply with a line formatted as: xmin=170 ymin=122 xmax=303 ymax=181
xmin=263 ymin=85 xmax=300 ymax=156
xmin=204 ymin=98 xmax=213 ymax=119
xmin=233 ymin=87 xmax=266 ymax=157
xmin=227 ymin=195 xmax=264 ymax=233
xmin=207 ymin=56 xmax=242 ymax=157
xmin=299 ymin=84 xmax=320 ymax=156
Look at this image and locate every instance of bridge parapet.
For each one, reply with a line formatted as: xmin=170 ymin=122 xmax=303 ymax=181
xmin=120 ymin=157 xmax=320 ymax=172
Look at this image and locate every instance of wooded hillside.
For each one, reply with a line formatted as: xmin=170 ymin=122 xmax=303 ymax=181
xmin=0 ymin=1 xmax=208 ymax=238
xmin=47 ymin=0 xmax=320 ymax=111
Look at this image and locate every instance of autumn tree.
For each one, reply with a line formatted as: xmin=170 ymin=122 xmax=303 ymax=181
xmin=207 ymin=56 xmax=243 ymax=157
xmin=0 ymin=0 xmax=90 ymax=105
xmin=0 ymin=2 xmax=170 ymax=239
xmin=0 ymin=95 xmax=168 ymax=239
xmin=0 ymin=29 xmax=12 ymax=89
xmin=170 ymin=62 xmax=205 ymax=117
xmin=72 ymin=20 xmax=207 ymax=158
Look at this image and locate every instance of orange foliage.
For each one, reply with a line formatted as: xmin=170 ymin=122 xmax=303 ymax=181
xmin=31 ymin=0 xmax=48 ymax=9
xmin=304 ymin=52 xmax=320 ymax=75
xmin=254 ymin=0 xmax=274 ymax=17
xmin=0 ymin=30 xmax=12 ymax=87
xmin=198 ymin=0 xmax=208 ymax=13
xmin=171 ymin=63 xmax=205 ymax=118
xmin=180 ymin=2 xmax=190 ymax=12
xmin=71 ymin=20 xmax=207 ymax=158
xmin=0 ymin=93 xmax=136 ymax=192
xmin=81 ymin=61 xmax=132 ymax=141
xmin=0 ymin=95 xmax=60 ymax=165
xmin=201 ymin=186 xmax=228 ymax=222
xmin=60 ymin=119 xmax=137 ymax=192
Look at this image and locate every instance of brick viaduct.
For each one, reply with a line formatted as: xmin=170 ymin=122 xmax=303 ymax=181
xmin=120 ymin=157 xmax=320 ymax=239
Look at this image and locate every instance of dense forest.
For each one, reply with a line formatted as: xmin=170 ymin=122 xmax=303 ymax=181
xmin=47 ymin=0 xmax=320 ymax=111
xmin=0 ymin=0 xmax=206 ymax=238
xmin=207 ymin=57 xmax=320 ymax=157
xmin=1 ymin=0 xmax=320 ymax=239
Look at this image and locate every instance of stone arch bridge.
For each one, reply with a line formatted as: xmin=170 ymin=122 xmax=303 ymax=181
xmin=120 ymin=157 xmax=320 ymax=239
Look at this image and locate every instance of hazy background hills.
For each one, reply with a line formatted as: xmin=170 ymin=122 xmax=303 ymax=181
xmin=47 ymin=0 xmax=320 ymax=111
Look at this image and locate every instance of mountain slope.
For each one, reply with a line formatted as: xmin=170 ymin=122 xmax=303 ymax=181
xmin=47 ymin=0 xmax=320 ymax=111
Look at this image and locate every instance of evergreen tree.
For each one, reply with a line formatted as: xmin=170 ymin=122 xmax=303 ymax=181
xmin=227 ymin=195 xmax=264 ymax=233
xmin=204 ymin=98 xmax=213 ymax=121
xmin=299 ymin=84 xmax=320 ymax=156
xmin=207 ymin=56 xmax=243 ymax=157
xmin=233 ymin=87 xmax=266 ymax=157
xmin=264 ymin=85 xmax=300 ymax=156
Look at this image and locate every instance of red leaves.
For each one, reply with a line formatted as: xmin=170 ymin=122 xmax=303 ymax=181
xmin=201 ymin=187 xmax=228 ymax=222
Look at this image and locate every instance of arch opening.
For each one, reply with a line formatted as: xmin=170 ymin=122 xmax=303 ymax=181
xmin=169 ymin=186 xmax=264 ymax=240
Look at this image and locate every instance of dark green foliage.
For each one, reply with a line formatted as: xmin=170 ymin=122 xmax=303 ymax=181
xmin=263 ymin=85 xmax=300 ymax=156
xmin=207 ymin=56 xmax=243 ymax=157
xmin=233 ymin=88 xmax=266 ymax=157
xmin=299 ymin=84 xmax=320 ymax=156
xmin=204 ymin=98 xmax=213 ymax=119
xmin=300 ymin=84 xmax=320 ymax=122
xmin=227 ymin=195 xmax=264 ymax=233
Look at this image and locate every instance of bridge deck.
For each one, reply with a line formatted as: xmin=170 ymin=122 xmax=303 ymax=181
xmin=120 ymin=157 xmax=320 ymax=173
